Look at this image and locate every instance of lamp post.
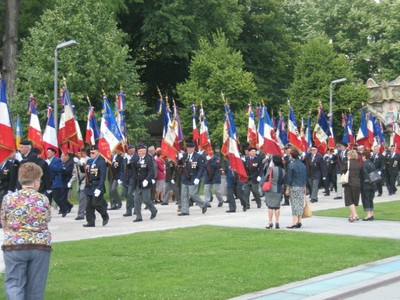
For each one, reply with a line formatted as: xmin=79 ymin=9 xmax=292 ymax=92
xmin=329 ymin=77 xmax=347 ymax=117
xmin=54 ymin=40 xmax=77 ymax=132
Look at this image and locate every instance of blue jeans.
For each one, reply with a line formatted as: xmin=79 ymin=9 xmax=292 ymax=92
xmin=4 ymin=249 xmax=51 ymax=300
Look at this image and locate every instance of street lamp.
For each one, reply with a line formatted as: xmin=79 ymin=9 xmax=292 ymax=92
xmin=54 ymin=40 xmax=77 ymax=132
xmin=329 ymin=77 xmax=347 ymax=116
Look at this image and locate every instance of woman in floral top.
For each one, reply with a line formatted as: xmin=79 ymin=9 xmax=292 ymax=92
xmin=1 ymin=162 xmax=52 ymax=300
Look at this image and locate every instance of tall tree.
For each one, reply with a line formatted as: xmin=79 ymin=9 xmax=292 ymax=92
xmin=119 ymin=0 xmax=244 ymax=105
xmin=286 ymin=35 xmax=368 ymax=140
xmin=177 ymin=31 xmax=257 ymax=147
xmin=15 ymin=0 xmax=151 ymax=143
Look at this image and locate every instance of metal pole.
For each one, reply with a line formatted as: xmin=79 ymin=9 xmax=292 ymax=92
xmin=329 ymin=82 xmax=333 ymax=117
xmin=54 ymin=48 xmax=58 ymax=132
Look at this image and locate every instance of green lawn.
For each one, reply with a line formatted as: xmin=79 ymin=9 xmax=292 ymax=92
xmin=313 ymin=200 xmax=400 ymax=221
xmin=1 ymin=226 xmax=400 ymax=300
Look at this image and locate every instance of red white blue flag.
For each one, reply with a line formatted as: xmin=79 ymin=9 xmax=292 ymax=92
xmin=199 ymin=104 xmax=213 ymax=155
xmin=0 ymin=79 xmax=15 ymax=164
xmin=85 ymin=105 xmax=99 ymax=146
xmin=42 ymin=105 xmax=59 ymax=157
xmin=247 ymin=104 xmax=257 ymax=148
xmin=356 ymin=107 xmax=369 ymax=147
xmin=27 ymin=95 xmax=44 ymax=157
xmin=190 ymin=104 xmax=200 ymax=147
xmin=288 ymin=105 xmax=305 ymax=151
xmin=257 ymin=106 xmax=281 ymax=156
xmin=98 ymin=95 xmax=124 ymax=162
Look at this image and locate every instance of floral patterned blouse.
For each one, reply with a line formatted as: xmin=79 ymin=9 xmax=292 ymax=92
xmin=1 ymin=188 xmax=52 ymax=250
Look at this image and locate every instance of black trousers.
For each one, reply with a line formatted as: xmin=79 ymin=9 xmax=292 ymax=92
xmin=85 ymin=192 xmax=109 ymax=225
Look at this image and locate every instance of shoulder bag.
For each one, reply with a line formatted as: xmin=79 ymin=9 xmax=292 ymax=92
xmin=339 ymin=161 xmax=350 ymax=185
xmin=262 ymin=167 xmax=273 ymax=191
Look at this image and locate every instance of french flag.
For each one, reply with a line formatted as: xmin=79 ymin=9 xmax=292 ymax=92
xmin=0 ymin=79 xmax=15 ymax=164
xmin=226 ymin=108 xmax=247 ymax=182
xmin=160 ymin=98 xmax=178 ymax=162
xmin=27 ymin=95 xmax=44 ymax=157
xmin=356 ymin=107 xmax=369 ymax=147
xmin=328 ymin=115 xmax=335 ymax=149
xmin=288 ymin=106 xmax=304 ymax=151
xmin=98 ymin=95 xmax=124 ymax=162
xmin=313 ymin=107 xmax=329 ymax=154
xmin=173 ymin=102 xmax=184 ymax=151
xmin=306 ymin=116 xmax=312 ymax=150
xmin=366 ymin=112 xmax=375 ymax=149
xmin=257 ymin=106 xmax=282 ymax=156
xmin=221 ymin=115 xmax=229 ymax=157
xmin=42 ymin=105 xmax=59 ymax=157
xmin=85 ymin=106 xmax=99 ymax=146
xmin=276 ymin=115 xmax=288 ymax=148
xmin=300 ymin=117 xmax=309 ymax=152
xmin=247 ymin=104 xmax=257 ymax=148
xmin=116 ymin=91 xmax=127 ymax=146
xmin=199 ymin=105 xmax=212 ymax=155
xmin=190 ymin=104 xmax=200 ymax=147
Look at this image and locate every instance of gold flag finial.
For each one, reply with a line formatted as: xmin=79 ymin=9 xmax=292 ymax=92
xmin=87 ymin=96 xmax=92 ymax=106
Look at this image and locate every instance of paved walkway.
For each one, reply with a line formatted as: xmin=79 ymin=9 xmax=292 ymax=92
xmin=1 ymin=190 xmax=399 ymax=299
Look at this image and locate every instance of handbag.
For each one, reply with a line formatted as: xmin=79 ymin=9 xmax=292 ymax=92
xmin=262 ymin=167 xmax=273 ymax=191
xmin=302 ymin=199 xmax=312 ymax=218
xmin=368 ymin=170 xmax=381 ymax=183
xmin=339 ymin=161 xmax=350 ymax=185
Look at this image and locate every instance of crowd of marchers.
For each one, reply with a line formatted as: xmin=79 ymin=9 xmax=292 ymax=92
xmin=1 ymin=140 xmax=397 ymax=229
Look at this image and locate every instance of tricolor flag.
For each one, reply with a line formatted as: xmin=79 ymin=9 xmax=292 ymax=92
xmin=0 ymin=79 xmax=15 ymax=164
xmin=342 ymin=113 xmax=354 ymax=149
xmin=116 ymin=91 xmax=127 ymax=147
xmin=373 ymin=119 xmax=385 ymax=152
xmin=85 ymin=105 xmax=100 ymax=146
xmin=288 ymin=105 xmax=305 ymax=151
xmin=159 ymin=97 xmax=178 ymax=162
xmin=42 ymin=105 xmax=59 ymax=157
xmin=328 ymin=115 xmax=335 ymax=149
xmin=98 ymin=95 xmax=124 ymax=162
xmin=172 ymin=101 xmax=184 ymax=151
xmin=366 ymin=112 xmax=375 ymax=149
xmin=306 ymin=115 xmax=312 ymax=150
xmin=246 ymin=104 xmax=257 ymax=148
xmin=198 ymin=104 xmax=213 ymax=155
xmin=223 ymin=103 xmax=247 ymax=182
xmin=276 ymin=114 xmax=288 ymax=148
xmin=221 ymin=114 xmax=229 ymax=157
xmin=190 ymin=104 xmax=200 ymax=147
xmin=300 ymin=117 xmax=309 ymax=152
xmin=15 ymin=117 xmax=22 ymax=149
xmin=313 ymin=106 xmax=328 ymax=154
xmin=257 ymin=106 xmax=281 ymax=156
xmin=27 ymin=95 xmax=44 ymax=157
xmin=356 ymin=107 xmax=369 ymax=147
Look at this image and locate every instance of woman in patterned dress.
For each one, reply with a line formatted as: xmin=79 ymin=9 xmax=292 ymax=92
xmin=285 ymin=148 xmax=308 ymax=229
xmin=1 ymin=162 xmax=52 ymax=299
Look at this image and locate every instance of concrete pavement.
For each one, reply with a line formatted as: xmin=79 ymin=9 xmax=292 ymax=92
xmin=1 ymin=190 xmax=399 ymax=299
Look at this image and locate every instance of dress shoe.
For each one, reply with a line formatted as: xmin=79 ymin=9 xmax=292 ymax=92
xmin=74 ymin=216 xmax=84 ymax=220
xmin=161 ymin=202 xmax=169 ymax=205
xmin=67 ymin=205 xmax=73 ymax=213
xmin=286 ymin=225 xmax=297 ymax=229
xmin=61 ymin=212 xmax=68 ymax=217
xmin=310 ymin=199 xmax=318 ymax=203
xmin=177 ymin=213 xmax=189 ymax=216
xmin=377 ymin=194 xmax=382 ymax=197
xmin=83 ymin=223 xmax=95 ymax=227
xmin=282 ymin=203 xmax=290 ymax=206
xmin=333 ymin=196 xmax=342 ymax=200
xmin=275 ymin=223 xmax=280 ymax=229
xmin=116 ymin=204 xmax=122 ymax=209
xmin=102 ymin=218 xmax=109 ymax=226
xmin=266 ymin=223 xmax=273 ymax=229
xmin=324 ymin=193 xmax=330 ymax=196
xmin=207 ymin=203 xmax=211 ymax=207
xmin=257 ymin=202 xmax=262 ymax=208
xmin=243 ymin=206 xmax=249 ymax=211
xmin=123 ymin=213 xmax=132 ymax=217
xmin=108 ymin=206 xmax=117 ymax=210
xmin=218 ymin=202 xmax=223 ymax=207
xmin=362 ymin=216 xmax=374 ymax=221
xmin=150 ymin=210 xmax=158 ymax=220
xmin=226 ymin=210 xmax=236 ymax=213
xmin=202 ymin=204 xmax=208 ymax=214
xmin=296 ymin=222 xmax=302 ymax=228
xmin=133 ymin=218 xmax=143 ymax=222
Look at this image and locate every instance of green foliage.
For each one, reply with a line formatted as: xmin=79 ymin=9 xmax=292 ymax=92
xmin=1 ymin=226 xmax=400 ymax=299
xmin=15 ymin=0 xmax=152 ymax=143
xmin=177 ymin=31 xmax=257 ymax=147
xmin=237 ymin=0 xmax=297 ymax=103
xmin=286 ymin=35 xmax=368 ymax=140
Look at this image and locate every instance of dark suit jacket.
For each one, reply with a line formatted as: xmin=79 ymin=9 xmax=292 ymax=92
xmin=85 ymin=155 xmax=107 ymax=195
xmin=48 ymin=157 xmax=63 ymax=189
xmin=131 ymin=154 xmax=155 ymax=189
xmin=306 ymin=152 xmax=327 ymax=180
xmin=244 ymin=155 xmax=263 ymax=184
xmin=179 ymin=151 xmax=205 ymax=185
xmin=0 ymin=160 xmax=17 ymax=192
xmin=385 ymin=152 xmax=400 ymax=174
xmin=61 ymin=158 xmax=74 ymax=188
xmin=108 ymin=154 xmax=123 ymax=181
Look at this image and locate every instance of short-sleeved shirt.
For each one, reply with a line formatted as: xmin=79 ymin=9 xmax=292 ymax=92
xmin=1 ymin=188 xmax=52 ymax=250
